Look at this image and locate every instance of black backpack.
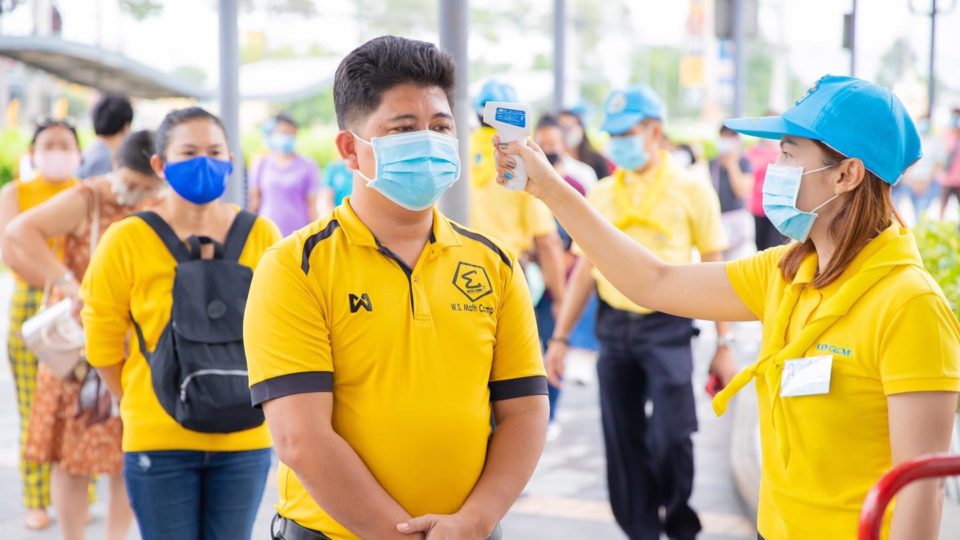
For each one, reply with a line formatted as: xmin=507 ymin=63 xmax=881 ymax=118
xmin=131 ymin=210 xmax=265 ymax=433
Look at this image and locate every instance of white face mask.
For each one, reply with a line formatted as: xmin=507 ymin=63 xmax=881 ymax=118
xmin=671 ymin=150 xmax=693 ymax=168
xmin=109 ymin=174 xmax=159 ymax=208
xmin=716 ymin=137 xmax=739 ymax=156
xmin=34 ymin=150 xmax=80 ymax=180
xmin=563 ymin=128 xmax=583 ymax=149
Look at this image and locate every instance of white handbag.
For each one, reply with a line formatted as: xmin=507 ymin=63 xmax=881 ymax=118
xmin=22 ymin=298 xmax=84 ymax=378
xmin=21 ymin=186 xmax=100 ymax=379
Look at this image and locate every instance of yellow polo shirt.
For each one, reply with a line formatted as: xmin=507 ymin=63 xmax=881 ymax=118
xmin=582 ymin=153 xmax=727 ymax=314
xmin=724 ymin=224 xmax=960 ymax=539
xmin=244 ymin=199 xmax=547 ymax=539
xmin=469 ymin=126 xmax=557 ymax=255
xmin=81 ymin=210 xmax=280 ymax=452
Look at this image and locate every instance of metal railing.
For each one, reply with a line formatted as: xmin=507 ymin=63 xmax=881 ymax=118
xmin=858 ymin=453 xmax=960 ymax=540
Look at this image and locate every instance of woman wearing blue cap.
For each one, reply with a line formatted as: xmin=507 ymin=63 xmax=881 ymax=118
xmin=494 ymin=75 xmax=959 ymax=539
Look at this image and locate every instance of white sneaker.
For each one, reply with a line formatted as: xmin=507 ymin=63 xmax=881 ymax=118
xmin=546 ymin=422 xmax=562 ymax=442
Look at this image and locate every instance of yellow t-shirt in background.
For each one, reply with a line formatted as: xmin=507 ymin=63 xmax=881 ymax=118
xmin=468 ymin=126 xmax=557 ymax=256
xmin=13 ymin=176 xmax=79 ymax=277
xmin=581 ymin=154 xmax=728 ymax=314
xmin=81 ymin=211 xmax=280 ymax=452
xmin=725 ymin=225 xmax=960 ymax=540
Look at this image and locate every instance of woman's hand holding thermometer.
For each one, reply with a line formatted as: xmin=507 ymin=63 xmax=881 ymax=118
xmin=484 ymin=102 xmax=531 ymax=190
xmin=488 ymin=103 xmax=572 ymax=201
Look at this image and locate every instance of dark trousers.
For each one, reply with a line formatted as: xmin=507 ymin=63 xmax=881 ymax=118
xmin=534 ymin=295 xmax=561 ymax=421
xmin=595 ymin=305 xmax=701 ymax=540
xmin=753 ymin=214 xmax=786 ymax=252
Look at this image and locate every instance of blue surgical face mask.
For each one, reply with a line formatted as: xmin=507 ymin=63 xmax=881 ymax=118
xmin=163 ymin=156 xmax=233 ymax=205
xmin=762 ymin=163 xmax=838 ymax=243
xmin=352 ymin=130 xmax=461 ymax=211
xmin=268 ymin=133 xmax=296 ymax=154
xmin=608 ymin=132 xmax=649 ymax=171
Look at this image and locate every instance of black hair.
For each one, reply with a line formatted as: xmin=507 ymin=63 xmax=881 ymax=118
xmin=677 ymin=143 xmax=696 ymax=165
xmin=719 ymin=125 xmax=738 ymax=136
xmin=333 ymin=35 xmax=456 ymax=129
xmin=536 ymin=114 xmax=561 ymax=130
xmin=91 ymin=95 xmax=134 ymax=136
xmin=31 ymin=119 xmax=79 ymax=147
xmin=558 ymin=109 xmax=611 ymax=179
xmin=155 ymin=107 xmax=228 ymax=160
xmin=116 ymin=130 xmax=157 ymax=176
xmin=274 ymin=112 xmax=298 ymax=130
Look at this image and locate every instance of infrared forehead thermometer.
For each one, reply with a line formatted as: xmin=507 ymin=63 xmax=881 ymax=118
xmin=483 ymin=101 xmax=531 ymax=191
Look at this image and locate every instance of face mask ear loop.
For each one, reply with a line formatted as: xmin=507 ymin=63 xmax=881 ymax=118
xmin=350 ymin=132 xmax=377 ymax=184
xmin=801 ymin=162 xmax=837 ymax=177
xmin=810 ymin=193 xmax=841 ymax=214
xmin=802 ymin=162 xmax=842 ymax=214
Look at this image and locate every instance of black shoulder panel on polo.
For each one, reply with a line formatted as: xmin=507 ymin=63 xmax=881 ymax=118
xmin=449 ymin=222 xmax=513 ymax=270
xmin=301 ymin=220 xmax=341 ymax=275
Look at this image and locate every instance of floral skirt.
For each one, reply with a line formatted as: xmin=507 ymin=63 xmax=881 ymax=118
xmin=24 ymin=364 xmax=122 ymax=476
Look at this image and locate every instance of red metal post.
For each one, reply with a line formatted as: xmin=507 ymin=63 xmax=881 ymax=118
xmin=858 ymin=454 xmax=960 ymax=540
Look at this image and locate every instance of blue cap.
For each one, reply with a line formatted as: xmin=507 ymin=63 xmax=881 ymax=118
xmin=601 ymin=85 xmax=666 ymax=135
xmin=474 ymin=80 xmax=518 ymax=114
xmin=724 ymin=75 xmax=921 ymax=184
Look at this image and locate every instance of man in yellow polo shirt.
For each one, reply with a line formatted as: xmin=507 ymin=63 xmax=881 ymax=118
xmin=544 ymin=86 xmax=733 ymax=540
xmin=469 ymin=80 xmax=567 ymax=434
xmin=244 ymin=36 xmax=548 ymax=540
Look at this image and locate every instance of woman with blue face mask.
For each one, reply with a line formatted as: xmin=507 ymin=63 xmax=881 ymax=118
xmin=494 ymin=75 xmax=959 ymax=540
xmin=80 ymin=107 xmax=281 ymax=540
xmin=248 ymin=113 xmax=321 ymax=236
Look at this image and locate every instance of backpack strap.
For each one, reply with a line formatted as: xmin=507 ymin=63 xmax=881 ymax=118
xmin=131 ymin=315 xmax=151 ymax=360
xmin=134 ymin=211 xmax=191 ymax=262
xmin=187 ymin=236 xmax=225 ymax=260
xmin=223 ymin=210 xmax=258 ymax=261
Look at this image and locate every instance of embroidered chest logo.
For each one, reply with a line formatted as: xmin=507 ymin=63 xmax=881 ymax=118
xmin=815 ymin=342 xmax=852 ymax=357
xmin=349 ymin=293 xmax=373 ymax=313
xmin=453 ymin=262 xmax=493 ymax=302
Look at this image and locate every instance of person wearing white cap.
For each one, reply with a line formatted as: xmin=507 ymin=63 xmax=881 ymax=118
xmin=493 ymin=75 xmax=960 ymax=540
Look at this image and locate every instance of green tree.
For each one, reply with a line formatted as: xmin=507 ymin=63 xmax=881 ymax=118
xmin=118 ymin=0 xmax=163 ymax=21
xmin=745 ymin=39 xmax=774 ymax=116
xmin=571 ymin=0 xmax=635 ymax=114
xmin=278 ymin=87 xmax=337 ymax=127
xmin=876 ymin=37 xmax=917 ymax=89
xmin=171 ymin=66 xmax=208 ymax=86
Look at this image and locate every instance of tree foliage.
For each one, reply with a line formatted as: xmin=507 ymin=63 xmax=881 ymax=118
xmin=118 ymin=0 xmax=163 ymax=21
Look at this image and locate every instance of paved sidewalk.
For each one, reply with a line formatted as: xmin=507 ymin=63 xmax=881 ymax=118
xmin=0 ymin=272 xmax=756 ymax=539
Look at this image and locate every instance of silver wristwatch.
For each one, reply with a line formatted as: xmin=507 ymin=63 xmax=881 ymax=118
xmin=717 ymin=333 xmax=736 ymax=348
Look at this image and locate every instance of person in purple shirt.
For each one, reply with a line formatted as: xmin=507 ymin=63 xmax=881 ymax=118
xmin=248 ymin=113 xmax=320 ymax=236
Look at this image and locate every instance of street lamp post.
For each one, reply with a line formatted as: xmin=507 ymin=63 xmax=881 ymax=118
xmin=218 ymin=0 xmax=243 ymax=206
xmin=553 ymin=0 xmax=566 ymax=114
xmin=910 ymin=0 xmax=958 ymax=119
xmin=732 ymin=0 xmax=746 ymax=117
xmin=439 ymin=0 xmax=470 ymax=224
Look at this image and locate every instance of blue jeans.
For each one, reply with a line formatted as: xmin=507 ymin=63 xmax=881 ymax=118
xmin=124 ymin=449 xmax=272 ymax=540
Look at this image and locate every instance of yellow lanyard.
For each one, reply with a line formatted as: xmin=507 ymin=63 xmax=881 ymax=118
xmin=713 ymin=256 xmax=907 ymax=466
xmin=611 ymin=165 xmax=673 ymax=238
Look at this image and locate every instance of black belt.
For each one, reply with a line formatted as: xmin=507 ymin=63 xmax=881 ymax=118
xmin=272 ymin=515 xmax=503 ymax=540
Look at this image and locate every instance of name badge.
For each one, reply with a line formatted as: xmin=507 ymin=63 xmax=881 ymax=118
xmin=780 ymin=355 xmax=832 ymax=397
